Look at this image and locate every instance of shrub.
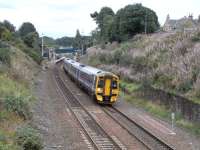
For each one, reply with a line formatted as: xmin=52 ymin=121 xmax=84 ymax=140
xmin=15 ymin=41 xmax=42 ymax=64
xmin=0 ymin=142 xmax=17 ymax=150
xmin=0 ymin=132 xmax=19 ymax=150
xmin=21 ymin=47 xmax=42 ymax=64
xmin=153 ymin=73 xmax=173 ymax=89
xmin=191 ymin=32 xmax=200 ymax=42
xmin=0 ymin=48 xmax=11 ymax=65
xmin=3 ymin=96 xmax=31 ymax=120
xmin=15 ymin=126 xmax=43 ymax=150
xmin=131 ymin=56 xmax=149 ymax=72
xmin=0 ymin=131 xmax=6 ymax=143
xmin=0 ymin=110 xmax=8 ymax=121
xmin=177 ymin=80 xmax=193 ymax=93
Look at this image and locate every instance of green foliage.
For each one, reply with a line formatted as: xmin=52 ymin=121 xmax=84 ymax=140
xmin=0 ymin=130 xmax=20 ymax=150
xmin=91 ymin=7 xmax=115 ymax=43
xmin=176 ymin=119 xmax=200 ymax=136
xmin=0 ymin=110 xmax=8 ymax=121
xmin=91 ymin=4 xmax=159 ymax=43
xmin=0 ymin=26 xmax=12 ymax=41
xmin=176 ymin=80 xmax=193 ymax=93
xmin=115 ymin=4 xmax=159 ymax=41
xmin=191 ymin=32 xmax=200 ymax=42
xmin=3 ymin=96 xmax=32 ymax=119
xmin=42 ymin=36 xmax=57 ymax=47
xmin=0 ymin=75 xmax=33 ymax=119
xmin=73 ymin=29 xmax=82 ymax=49
xmin=16 ymin=42 xmax=42 ymax=64
xmin=56 ymin=36 xmax=74 ymax=47
xmin=153 ymin=73 xmax=174 ymax=89
xmin=23 ymin=32 xmax=39 ymax=48
xmin=18 ymin=22 xmax=36 ymax=37
xmin=15 ymin=126 xmax=43 ymax=150
xmin=0 ymin=48 xmax=11 ymax=65
xmin=0 ymin=142 xmax=19 ymax=150
xmin=2 ymin=20 xmax=15 ymax=33
xmin=120 ymin=80 xmax=141 ymax=93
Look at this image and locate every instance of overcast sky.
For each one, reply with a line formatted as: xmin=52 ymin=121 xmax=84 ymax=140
xmin=0 ymin=0 xmax=199 ymax=38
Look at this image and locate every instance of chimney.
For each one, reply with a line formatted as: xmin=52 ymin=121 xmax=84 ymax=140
xmin=188 ymin=14 xmax=193 ymax=20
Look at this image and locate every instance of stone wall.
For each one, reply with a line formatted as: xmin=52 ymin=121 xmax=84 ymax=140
xmin=137 ymin=86 xmax=200 ymax=123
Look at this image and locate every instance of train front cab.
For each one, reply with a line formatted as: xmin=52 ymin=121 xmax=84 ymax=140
xmin=95 ymin=74 xmax=119 ymax=104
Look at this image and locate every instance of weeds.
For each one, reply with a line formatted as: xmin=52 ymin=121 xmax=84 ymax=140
xmin=15 ymin=126 xmax=43 ymax=150
xmin=0 ymin=48 xmax=11 ymax=65
xmin=3 ymin=96 xmax=31 ymax=120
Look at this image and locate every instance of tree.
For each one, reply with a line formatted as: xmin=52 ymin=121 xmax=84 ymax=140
xmin=56 ymin=37 xmax=74 ymax=47
xmin=73 ymin=29 xmax=82 ymax=49
xmin=19 ymin=22 xmax=36 ymax=37
xmin=0 ymin=25 xmax=12 ymax=41
xmin=91 ymin=7 xmax=115 ymax=42
xmin=23 ymin=32 xmax=39 ymax=48
xmin=3 ymin=20 xmax=15 ymax=32
xmin=91 ymin=4 xmax=160 ymax=43
xmin=115 ymin=4 xmax=159 ymax=41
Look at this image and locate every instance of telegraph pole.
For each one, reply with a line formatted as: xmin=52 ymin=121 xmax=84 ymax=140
xmin=41 ymin=33 xmax=44 ymax=57
xmin=81 ymin=30 xmax=84 ymax=56
xmin=145 ymin=13 xmax=147 ymax=34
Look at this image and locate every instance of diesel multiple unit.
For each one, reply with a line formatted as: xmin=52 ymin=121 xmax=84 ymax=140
xmin=63 ymin=58 xmax=119 ymax=104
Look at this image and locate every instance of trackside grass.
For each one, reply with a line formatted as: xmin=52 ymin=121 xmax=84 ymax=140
xmin=0 ymin=74 xmax=42 ymax=150
xmin=121 ymin=80 xmax=200 ymax=136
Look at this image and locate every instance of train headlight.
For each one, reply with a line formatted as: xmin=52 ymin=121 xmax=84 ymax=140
xmin=97 ymin=88 xmax=102 ymax=92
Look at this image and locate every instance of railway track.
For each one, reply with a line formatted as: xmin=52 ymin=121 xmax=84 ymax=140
xmin=53 ymin=66 xmax=124 ymax=150
xmin=53 ymin=63 xmax=175 ymax=150
xmin=102 ymin=106 xmax=175 ymax=150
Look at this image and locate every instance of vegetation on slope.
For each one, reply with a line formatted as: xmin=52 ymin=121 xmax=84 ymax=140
xmin=0 ymin=20 xmax=42 ymax=64
xmin=85 ymin=31 xmax=200 ymax=102
xmin=0 ymin=20 xmax=42 ymax=150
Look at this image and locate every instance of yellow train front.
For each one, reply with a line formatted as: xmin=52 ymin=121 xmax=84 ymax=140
xmin=95 ymin=73 xmax=119 ymax=104
xmin=63 ymin=58 xmax=119 ymax=104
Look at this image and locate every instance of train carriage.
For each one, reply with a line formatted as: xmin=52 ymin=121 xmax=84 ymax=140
xmin=63 ymin=58 xmax=119 ymax=104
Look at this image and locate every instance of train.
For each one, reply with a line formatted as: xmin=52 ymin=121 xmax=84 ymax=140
xmin=63 ymin=58 xmax=120 ymax=104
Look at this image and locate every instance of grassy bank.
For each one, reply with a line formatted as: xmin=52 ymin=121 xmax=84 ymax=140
xmin=0 ymin=74 xmax=42 ymax=150
xmin=120 ymin=80 xmax=200 ymax=136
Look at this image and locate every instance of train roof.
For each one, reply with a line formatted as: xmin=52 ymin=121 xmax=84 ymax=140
xmin=64 ymin=58 xmax=117 ymax=77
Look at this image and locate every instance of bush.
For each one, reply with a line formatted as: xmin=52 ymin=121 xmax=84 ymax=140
xmin=21 ymin=47 xmax=42 ymax=64
xmin=191 ymin=32 xmax=200 ymax=42
xmin=0 ymin=142 xmax=18 ymax=150
xmin=15 ymin=40 xmax=42 ymax=64
xmin=0 ymin=110 xmax=8 ymax=121
xmin=0 ymin=131 xmax=19 ymax=150
xmin=3 ymin=96 xmax=31 ymax=119
xmin=131 ymin=56 xmax=149 ymax=72
xmin=15 ymin=126 xmax=43 ymax=150
xmin=177 ymin=80 xmax=193 ymax=93
xmin=153 ymin=73 xmax=174 ymax=89
xmin=0 ymin=48 xmax=11 ymax=65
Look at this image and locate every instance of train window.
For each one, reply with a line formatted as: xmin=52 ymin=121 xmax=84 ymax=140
xmin=112 ymin=81 xmax=118 ymax=89
xmin=98 ymin=79 xmax=104 ymax=88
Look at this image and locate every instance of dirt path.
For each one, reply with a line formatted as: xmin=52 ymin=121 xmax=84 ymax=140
xmin=32 ymin=68 xmax=89 ymax=150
